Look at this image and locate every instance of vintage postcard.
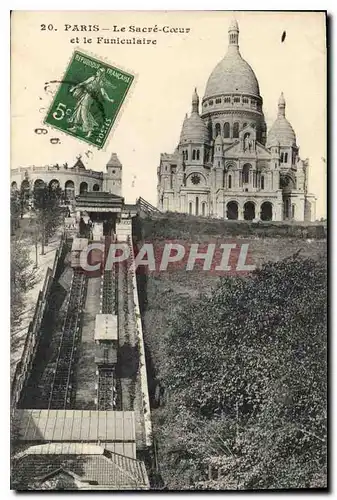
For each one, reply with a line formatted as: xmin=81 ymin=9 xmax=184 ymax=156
xmin=10 ymin=11 xmax=327 ymax=491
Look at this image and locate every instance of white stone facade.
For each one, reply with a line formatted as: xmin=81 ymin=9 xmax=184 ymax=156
xmin=157 ymin=20 xmax=316 ymax=222
xmin=11 ymin=153 xmax=123 ymax=199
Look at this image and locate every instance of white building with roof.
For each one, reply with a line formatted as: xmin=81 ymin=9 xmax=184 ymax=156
xmin=11 ymin=153 xmax=123 ymax=200
xmin=157 ymin=20 xmax=316 ymax=222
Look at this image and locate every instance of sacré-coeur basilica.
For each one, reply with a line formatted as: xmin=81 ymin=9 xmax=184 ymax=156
xmin=157 ymin=20 xmax=316 ymax=221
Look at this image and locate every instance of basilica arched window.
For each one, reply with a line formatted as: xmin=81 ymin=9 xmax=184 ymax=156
xmin=233 ymin=122 xmax=239 ymax=138
xmin=228 ymin=175 xmax=232 ymax=189
xmin=196 ymin=149 xmax=200 ymax=160
xmin=202 ymin=202 xmax=206 ymax=216
xmin=224 ymin=122 xmax=230 ymax=138
xmin=224 ymin=97 xmax=231 ymax=103
xmin=243 ymin=164 xmax=250 ymax=184
xmin=280 ymin=152 xmax=284 ymax=163
xmin=195 ymin=196 xmax=199 ymax=216
xmin=215 ymin=123 xmax=221 ymax=137
xmin=215 ymin=98 xmax=221 ymax=104
xmin=189 ymin=202 xmax=192 ymax=215
xmin=284 ymin=152 xmax=288 ymax=163
xmin=292 ymin=204 xmax=295 ymax=219
xmin=192 ymin=149 xmax=196 ymax=160
xmin=261 ymin=175 xmax=265 ymax=190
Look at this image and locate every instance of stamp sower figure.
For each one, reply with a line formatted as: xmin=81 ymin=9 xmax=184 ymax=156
xmin=68 ymin=67 xmax=115 ymax=138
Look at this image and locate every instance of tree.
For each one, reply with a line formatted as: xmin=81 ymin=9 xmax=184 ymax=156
xmin=11 ymin=237 xmax=38 ymax=330
xmin=10 ymin=190 xmax=21 ymax=235
xmin=158 ymin=256 xmax=327 ymax=490
xmin=32 ymin=185 xmax=63 ymax=255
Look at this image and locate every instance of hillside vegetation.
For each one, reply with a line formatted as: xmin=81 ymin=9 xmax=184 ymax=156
xmin=140 ymin=212 xmax=327 ymax=240
xmin=136 ymin=213 xmax=327 ymax=490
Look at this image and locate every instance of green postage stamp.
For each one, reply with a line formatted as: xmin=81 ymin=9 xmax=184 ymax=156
xmin=44 ymin=50 xmax=134 ymax=149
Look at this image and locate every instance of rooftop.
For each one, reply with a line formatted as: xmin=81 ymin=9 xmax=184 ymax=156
xmin=13 ymin=446 xmax=149 ymax=490
xmin=95 ymin=314 xmax=118 ymax=341
xmin=76 ymin=191 xmax=124 ymax=210
xmin=13 ymin=409 xmax=136 ymax=443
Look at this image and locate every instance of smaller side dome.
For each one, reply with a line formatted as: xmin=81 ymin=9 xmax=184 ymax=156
xmin=180 ymin=89 xmax=209 ymax=144
xmin=180 ymin=114 xmax=209 ymax=143
xmin=266 ymin=93 xmax=297 ymax=148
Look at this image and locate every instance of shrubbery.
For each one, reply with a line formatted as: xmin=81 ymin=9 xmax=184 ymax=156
xmin=11 ymin=238 xmax=38 ymax=330
xmin=155 ymin=256 xmax=327 ymax=489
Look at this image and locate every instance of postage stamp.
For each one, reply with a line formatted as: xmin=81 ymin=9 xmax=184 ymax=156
xmin=44 ymin=50 xmax=135 ymax=149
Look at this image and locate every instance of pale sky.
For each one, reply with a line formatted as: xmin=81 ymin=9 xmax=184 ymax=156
xmin=11 ymin=11 xmax=326 ymax=217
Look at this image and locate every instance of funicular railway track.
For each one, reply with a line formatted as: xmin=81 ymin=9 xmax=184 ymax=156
xmin=97 ymin=367 xmax=115 ymax=410
xmin=102 ymin=267 xmax=116 ymax=315
xmin=115 ymin=235 xmax=139 ymax=411
xmin=97 ymin=254 xmax=118 ymax=411
xmin=48 ymin=270 xmax=88 ymax=409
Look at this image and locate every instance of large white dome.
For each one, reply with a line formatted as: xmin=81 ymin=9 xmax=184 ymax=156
xmin=204 ymin=51 xmax=260 ymax=98
xmin=204 ymin=20 xmax=260 ymax=99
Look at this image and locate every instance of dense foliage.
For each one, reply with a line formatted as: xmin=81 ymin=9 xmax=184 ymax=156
xmin=10 ymin=190 xmax=21 ymax=235
xmin=33 ymin=185 xmax=63 ymax=254
xmin=156 ymin=256 xmax=327 ymax=490
xmin=11 ymin=238 xmax=38 ymax=330
xmin=11 ymin=185 xmax=63 ymax=334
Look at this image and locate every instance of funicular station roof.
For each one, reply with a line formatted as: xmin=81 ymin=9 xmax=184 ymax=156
xmin=12 ymin=409 xmax=149 ymax=490
xmin=75 ymin=192 xmax=124 ymax=213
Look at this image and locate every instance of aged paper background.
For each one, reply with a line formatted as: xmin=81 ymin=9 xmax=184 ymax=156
xmin=11 ymin=11 xmax=326 ymax=217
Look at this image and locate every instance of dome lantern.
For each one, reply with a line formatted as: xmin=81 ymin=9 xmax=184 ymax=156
xmin=228 ymin=18 xmax=239 ymax=50
xmin=278 ymin=92 xmax=286 ymax=118
xmin=192 ymin=88 xmax=199 ymax=114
